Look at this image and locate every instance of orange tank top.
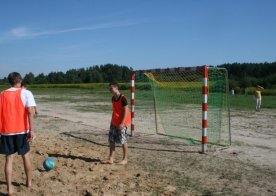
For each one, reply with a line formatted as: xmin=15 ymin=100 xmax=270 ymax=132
xmin=111 ymin=95 xmax=131 ymax=126
xmin=0 ymin=88 xmax=29 ymax=134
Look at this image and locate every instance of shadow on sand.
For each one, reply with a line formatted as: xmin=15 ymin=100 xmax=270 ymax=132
xmin=61 ymin=132 xmax=200 ymax=154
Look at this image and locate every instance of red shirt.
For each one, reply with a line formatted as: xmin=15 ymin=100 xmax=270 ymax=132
xmin=111 ymin=94 xmax=131 ymax=126
xmin=0 ymin=88 xmax=29 ymax=134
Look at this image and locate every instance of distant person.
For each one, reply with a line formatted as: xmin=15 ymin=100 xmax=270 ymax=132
xmin=0 ymin=72 xmax=36 ymax=195
xmin=21 ymin=80 xmax=38 ymax=116
xmin=103 ymin=82 xmax=131 ymax=165
xmin=254 ymin=85 xmax=264 ymax=112
xmin=231 ymin=89 xmax=234 ymax=95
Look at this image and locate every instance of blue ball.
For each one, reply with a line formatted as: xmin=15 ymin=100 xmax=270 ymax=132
xmin=43 ymin=158 xmax=55 ymax=171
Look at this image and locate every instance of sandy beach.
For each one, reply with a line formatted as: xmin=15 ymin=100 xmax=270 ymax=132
xmin=0 ymin=100 xmax=275 ymax=195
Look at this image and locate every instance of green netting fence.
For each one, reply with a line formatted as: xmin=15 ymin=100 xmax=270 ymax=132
xmin=132 ymin=67 xmax=231 ymax=146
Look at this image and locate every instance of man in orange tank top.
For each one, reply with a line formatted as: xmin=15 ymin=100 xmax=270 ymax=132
xmin=103 ymin=82 xmax=131 ymax=165
xmin=0 ymin=72 xmax=36 ymax=195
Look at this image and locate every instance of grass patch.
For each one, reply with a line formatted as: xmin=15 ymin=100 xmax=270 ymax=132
xmin=1 ymin=85 xmax=275 ymax=110
xmin=229 ymin=95 xmax=276 ymax=109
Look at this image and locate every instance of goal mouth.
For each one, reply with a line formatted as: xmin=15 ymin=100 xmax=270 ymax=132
xmin=130 ymin=66 xmax=231 ymax=152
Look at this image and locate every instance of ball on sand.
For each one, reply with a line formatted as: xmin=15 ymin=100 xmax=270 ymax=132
xmin=43 ymin=158 xmax=55 ymax=171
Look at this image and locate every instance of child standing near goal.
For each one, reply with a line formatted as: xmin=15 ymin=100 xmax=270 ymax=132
xmin=104 ymin=82 xmax=131 ymax=165
xmin=255 ymin=85 xmax=264 ymax=112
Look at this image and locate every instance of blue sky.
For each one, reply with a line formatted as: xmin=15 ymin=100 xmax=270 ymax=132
xmin=0 ymin=0 xmax=276 ymax=78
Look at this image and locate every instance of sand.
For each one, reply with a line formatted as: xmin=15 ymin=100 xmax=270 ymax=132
xmin=0 ymin=101 xmax=275 ymax=195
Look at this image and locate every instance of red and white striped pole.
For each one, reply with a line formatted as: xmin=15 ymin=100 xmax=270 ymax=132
xmin=130 ymin=71 xmax=135 ymax=136
xmin=202 ymin=66 xmax=208 ymax=153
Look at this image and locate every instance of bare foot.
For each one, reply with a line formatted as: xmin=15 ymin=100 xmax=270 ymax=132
xmin=119 ymin=160 xmax=128 ymax=165
xmin=26 ymin=180 xmax=32 ymax=188
xmin=7 ymin=187 xmax=14 ymax=196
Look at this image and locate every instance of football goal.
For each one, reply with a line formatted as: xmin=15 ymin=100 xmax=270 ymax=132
xmin=130 ymin=66 xmax=231 ymax=153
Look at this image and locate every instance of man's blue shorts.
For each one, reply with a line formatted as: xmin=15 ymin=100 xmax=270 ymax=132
xmin=0 ymin=134 xmax=30 ymax=155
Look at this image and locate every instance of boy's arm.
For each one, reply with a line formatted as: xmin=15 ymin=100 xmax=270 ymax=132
xmin=118 ymin=106 xmax=127 ymax=130
xmin=110 ymin=112 xmax=114 ymax=128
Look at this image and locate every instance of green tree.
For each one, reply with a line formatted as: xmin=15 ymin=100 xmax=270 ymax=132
xmin=24 ymin=72 xmax=35 ymax=84
xmin=66 ymin=69 xmax=81 ymax=83
xmin=35 ymin=73 xmax=48 ymax=84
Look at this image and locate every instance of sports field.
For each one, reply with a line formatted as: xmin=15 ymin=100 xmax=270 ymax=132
xmin=0 ymin=87 xmax=275 ymax=195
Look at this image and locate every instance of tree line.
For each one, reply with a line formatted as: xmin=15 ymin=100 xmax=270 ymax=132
xmin=0 ymin=64 xmax=132 ymax=84
xmin=0 ymin=62 xmax=275 ymax=90
xmin=218 ymin=62 xmax=276 ymax=90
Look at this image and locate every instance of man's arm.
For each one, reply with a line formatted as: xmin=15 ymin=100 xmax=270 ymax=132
xmin=27 ymin=106 xmax=36 ymax=141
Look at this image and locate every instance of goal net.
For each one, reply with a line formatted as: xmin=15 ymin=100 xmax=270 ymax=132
xmin=131 ymin=66 xmax=231 ymax=147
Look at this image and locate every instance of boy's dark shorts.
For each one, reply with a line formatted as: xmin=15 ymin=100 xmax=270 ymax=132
xmin=0 ymin=134 xmax=30 ymax=155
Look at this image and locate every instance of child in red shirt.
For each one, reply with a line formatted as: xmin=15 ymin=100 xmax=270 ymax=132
xmin=104 ymin=82 xmax=131 ymax=165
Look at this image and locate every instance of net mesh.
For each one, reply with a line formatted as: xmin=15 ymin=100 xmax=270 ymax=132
xmin=133 ymin=67 xmax=231 ymax=146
